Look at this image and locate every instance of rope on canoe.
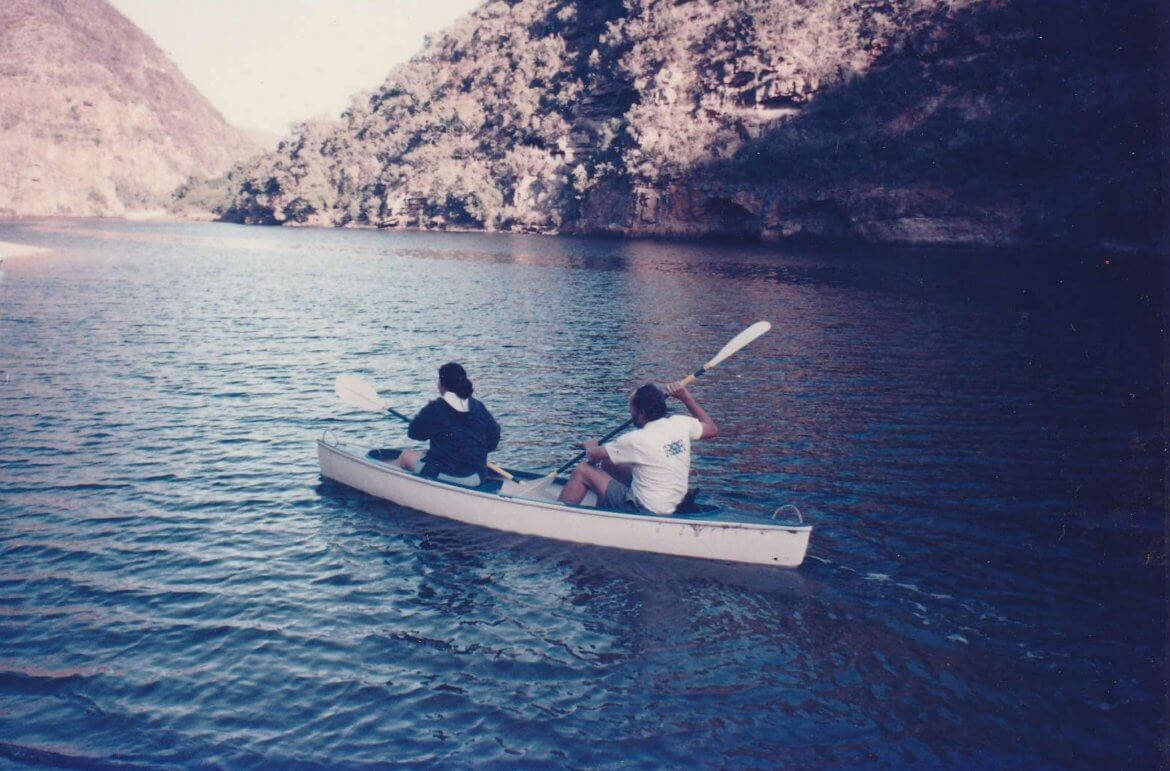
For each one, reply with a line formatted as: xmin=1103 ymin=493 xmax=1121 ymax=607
xmin=771 ymin=503 xmax=803 ymax=524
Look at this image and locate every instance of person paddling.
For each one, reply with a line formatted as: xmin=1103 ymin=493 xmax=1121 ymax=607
xmin=557 ymin=381 xmax=718 ymax=515
xmin=392 ymin=362 xmax=501 ymax=487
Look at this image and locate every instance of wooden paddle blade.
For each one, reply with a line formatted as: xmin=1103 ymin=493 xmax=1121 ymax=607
xmin=704 ymin=321 xmax=770 ymax=370
xmin=487 ymin=462 xmax=514 ymax=481
xmin=334 ymin=374 xmax=390 ymax=413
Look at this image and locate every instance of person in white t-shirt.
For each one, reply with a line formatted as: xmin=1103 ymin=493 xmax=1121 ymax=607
xmin=557 ymin=381 xmax=718 ymax=515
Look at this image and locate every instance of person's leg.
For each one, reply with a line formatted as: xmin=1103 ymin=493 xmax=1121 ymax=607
xmin=392 ymin=450 xmax=421 ymax=471
xmin=558 ymin=463 xmax=613 ymax=505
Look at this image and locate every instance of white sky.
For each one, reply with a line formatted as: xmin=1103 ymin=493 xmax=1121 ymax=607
xmin=108 ymin=0 xmax=481 ymax=135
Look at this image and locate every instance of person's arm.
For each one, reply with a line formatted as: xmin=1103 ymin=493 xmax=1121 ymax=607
xmin=665 ymin=383 xmax=718 ymax=439
xmin=582 ymin=439 xmax=611 ymax=464
xmin=485 ymin=409 xmax=501 ymax=452
xmin=407 ymin=401 xmax=439 ymax=441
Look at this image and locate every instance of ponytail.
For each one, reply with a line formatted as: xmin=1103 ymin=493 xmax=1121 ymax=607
xmin=439 ymin=362 xmax=474 ymax=399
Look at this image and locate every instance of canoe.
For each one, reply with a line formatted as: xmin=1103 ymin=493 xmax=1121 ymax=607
xmin=316 ymin=435 xmax=812 ymax=567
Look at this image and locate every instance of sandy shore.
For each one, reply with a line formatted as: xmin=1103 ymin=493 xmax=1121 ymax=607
xmin=0 ymin=241 xmax=51 ymax=261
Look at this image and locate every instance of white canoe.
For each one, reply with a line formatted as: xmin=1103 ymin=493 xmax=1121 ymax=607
xmin=317 ymin=436 xmax=812 ymax=568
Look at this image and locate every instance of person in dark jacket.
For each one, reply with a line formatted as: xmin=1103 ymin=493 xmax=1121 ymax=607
xmin=392 ymin=362 xmax=501 ymax=486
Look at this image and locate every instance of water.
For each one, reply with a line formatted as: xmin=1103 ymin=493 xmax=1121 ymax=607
xmin=0 ymin=219 xmax=1163 ymax=768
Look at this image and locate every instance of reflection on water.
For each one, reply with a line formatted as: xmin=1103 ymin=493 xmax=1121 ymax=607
xmin=0 ymin=219 xmax=1163 ymax=767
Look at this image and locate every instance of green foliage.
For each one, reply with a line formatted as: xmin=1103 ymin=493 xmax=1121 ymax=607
xmin=171 ymin=173 xmax=235 ymax=216
xmin=223 ymin=0 xmax=983 ymax=230
xmin=217 ymin=0 xmax=1162 ymax=248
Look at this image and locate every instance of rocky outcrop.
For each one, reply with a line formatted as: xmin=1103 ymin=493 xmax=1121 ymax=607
xmin=572 ymin=0 xmax=1166 ymax=249
xmin=214 ymin=0 xmax=1165 ymax=250
xmin=0 ymin=0 xmax=260 ymax=217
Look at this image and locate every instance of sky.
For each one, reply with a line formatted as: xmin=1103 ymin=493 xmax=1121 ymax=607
xmin=108 ymin=0 xmax=481 ymax=135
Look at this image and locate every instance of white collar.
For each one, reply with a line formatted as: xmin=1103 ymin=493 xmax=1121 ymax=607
xmin=441 ymin=391 xmax=470 ymax=413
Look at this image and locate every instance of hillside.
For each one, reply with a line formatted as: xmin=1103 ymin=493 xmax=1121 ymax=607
xmin=213 ymin=0 xmax=1165 ymax=249
xmin=0 ymin=0 xmax=260 ymax=217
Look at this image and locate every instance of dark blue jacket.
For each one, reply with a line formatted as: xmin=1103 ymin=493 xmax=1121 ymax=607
xmin=408 ymin=397 xmax=501 ymax=478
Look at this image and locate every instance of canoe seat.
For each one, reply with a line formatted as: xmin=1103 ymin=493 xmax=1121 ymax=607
xmin=676 ymin=487 xmax=702 ymax=514
xmin=670 ymin=490 xmax=722 ymax=518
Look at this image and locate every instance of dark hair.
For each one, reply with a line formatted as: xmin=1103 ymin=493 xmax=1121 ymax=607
xmin=631 ymin=383 xmax=667 ymax=422
xmin=439 ymin=362 xmax=474 ymax=399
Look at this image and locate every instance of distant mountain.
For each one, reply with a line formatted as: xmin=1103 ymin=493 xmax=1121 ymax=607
xmin=213 ymin=0 xmax=1165 ymax=249
xmin=0 ymin=0 xmax=260 ymax=217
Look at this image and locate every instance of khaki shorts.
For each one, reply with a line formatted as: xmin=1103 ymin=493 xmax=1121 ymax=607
xmin=602 ymin=479 xmax=642 ymax=512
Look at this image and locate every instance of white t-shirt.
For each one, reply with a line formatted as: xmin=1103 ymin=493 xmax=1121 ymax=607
xmin=604 ymin=414 xmax=704 ymax=515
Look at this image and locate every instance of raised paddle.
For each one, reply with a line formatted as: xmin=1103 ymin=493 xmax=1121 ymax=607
xmin=672 ymin=320 xmax=771 ymax=389
xmin=538 ymin=320 xmax=773 ymax=482
xmin=334 ymin=374 xmax=514 ymax=481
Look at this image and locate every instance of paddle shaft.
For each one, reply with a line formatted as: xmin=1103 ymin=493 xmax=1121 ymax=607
xmin=383 ymin=406 xmax=414 ymax=425
xmin=554 ymin=418 xmax=633 ymax=476
xmin=676 ymin=364 xmax=712 ymax=390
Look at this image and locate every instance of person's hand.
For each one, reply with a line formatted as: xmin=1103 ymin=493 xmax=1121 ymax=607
xmin=665 ymin=380 xmax=689 ymax=399
xmin=582 ymin=439 xmax=600 ymax=452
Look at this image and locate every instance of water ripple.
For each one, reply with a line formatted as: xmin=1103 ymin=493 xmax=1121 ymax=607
xmin=0 ymin=220 xmax=1162 ymax=767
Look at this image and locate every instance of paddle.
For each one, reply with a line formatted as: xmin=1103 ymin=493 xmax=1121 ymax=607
xmin=673 ymin=320 xmax=771 ymax=389
xmin=544 ymin=320 xmax=773 ymax=479
xmin=334 ymin=374 xmax=514 ymax=481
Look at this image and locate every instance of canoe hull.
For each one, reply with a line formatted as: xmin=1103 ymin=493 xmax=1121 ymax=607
xmin=317 ymin=439 xmax=811 ymax=567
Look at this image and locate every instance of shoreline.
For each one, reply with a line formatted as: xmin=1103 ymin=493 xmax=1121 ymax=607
xmin=2 ymin=215 xmax=1164 ymax=257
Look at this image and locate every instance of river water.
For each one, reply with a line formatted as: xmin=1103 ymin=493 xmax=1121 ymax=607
xmin=0 ymin=219 xmax=1163 ymax=768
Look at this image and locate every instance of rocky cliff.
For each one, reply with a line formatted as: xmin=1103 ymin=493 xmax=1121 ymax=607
xmin=214 ymin=0 xmax=1165 ymax=249
xmin=0 ymin=0 xmax=260 ymax=217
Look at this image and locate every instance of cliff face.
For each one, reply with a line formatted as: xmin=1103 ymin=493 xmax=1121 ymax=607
xmin=0 ymin=0 xmax=259 ymax=217
xmin=618 ymin=0 xmax=1166 ymax=249
xmin=215 ymin=0 xmax=1165 ymax=249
